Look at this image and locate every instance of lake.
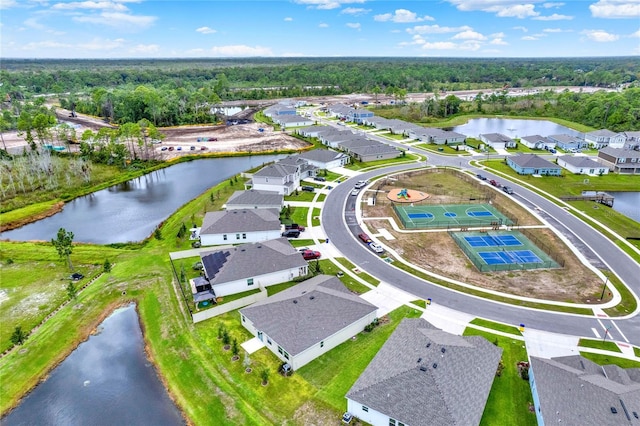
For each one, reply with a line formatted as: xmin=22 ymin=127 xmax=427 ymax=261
xmin=607 ymin=191 xmax=640 ymax=223
xmin=2 ymin=304 xmax=185 ymax=426
xmin=1 ymin=155 xmax=282 ymax=244
xmin=449 ymin=118 xmax=582 ymax=139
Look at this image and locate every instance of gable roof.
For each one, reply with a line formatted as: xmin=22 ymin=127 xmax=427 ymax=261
xmin=349 ymin=144 xmax=398 ymax=157
xmin=549 ymin=133 xmax=582 ymax=143
xmin=239 ymin=275 xmax=377 ymax=356
xmin=347 ymin=318 xmax=502 ymax=426
xmin=481 ymin=133 xmax=514 ymax=143
xmin=298 ymin=149 xmax=348 ymax=163
xmin=339 ymin=138 xmax=379 ymax=149
xmin=599 ymin=146 xmax=640 ymax=159
xmin=201 ymin=238 xmax=307 ymax=284
xmin=509 ymin=153 xmax=560 ymax=169
xmin=586 ymin=129 xmax=621 ymax=138
xmin=253 ymin=163 xmax=298 ymax=178
xmin=530 ymin=355 xmax=640 ymax=426
xmin=521 ymin=134 xmax=553 ymax=145
xmin=200 ymin=209 xmax=281 ymax=235
xmin=226 ymin=190 xmax=283 ymax=207
xmin=557 ymin=155 xmax=604 ymax=169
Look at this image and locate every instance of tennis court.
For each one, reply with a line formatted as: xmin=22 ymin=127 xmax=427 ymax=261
xmin=449 ymin=230 xmax=559 ymax=272
xmin=393 ymin=203 xmax=514 ymax=229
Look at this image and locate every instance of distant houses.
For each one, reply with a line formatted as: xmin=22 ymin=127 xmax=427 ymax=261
xmin=507 ymin=154 xmax=561 ymax=175
xmin=199 ymin=209 xmax=282 ymax=246
xmin=224 ymin=190 xmax=284 ymax=211
xmin=239 ymin=274 xmax=377 ymax=370
xmin=585 ymin=129 xmax=626 ymax=149
xmin=548 ymin=134 xmax=585 ymax=151
xmin=557 ymin=155 xmax=609 ymax=175
xmin=346 ymin=318 xmax=502 ymax=426
xmin=597 ymin=147 xmax=640 ymax=174
xmin=519 ymin=135 xmax=555 ymax=150
xmin=480 ymin=133 xmax=517 ymax=150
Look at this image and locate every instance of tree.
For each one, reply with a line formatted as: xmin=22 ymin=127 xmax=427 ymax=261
xmin=103 ymin=259 xmax=112 ymax=273
xmin=67 ymin=281 xmax=77 ymax=300
xmin=260 ymin=368 xmax=270 ymax=386
xmin=222 ymin=329 xmax=231 ymax=346
xmin=51 ymin=228 xmax=74 ymax=270
xmin=11 ymin=326 xmax=27 ymax=346
xmin=232 ymin=338 xmax=239 ymax=358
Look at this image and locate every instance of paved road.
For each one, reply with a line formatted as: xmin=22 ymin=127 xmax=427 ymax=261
xmin=321 ymin=137 xmax=640 ymax=346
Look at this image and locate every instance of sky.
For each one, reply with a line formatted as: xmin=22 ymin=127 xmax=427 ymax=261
xmin=1 ymin=0 xmax=639 ymax=58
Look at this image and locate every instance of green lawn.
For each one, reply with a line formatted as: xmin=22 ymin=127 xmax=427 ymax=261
xmin=377 ymin=132 xmax=407 ymax=140
xmin=288 ymin=239 xmax=315 ymax=248
xmin=578 ymin=338 xmax=622 ymax=353
xmin=266 ymin=281 xmax=299 ymax=296
xmin=345 ymin=155 xmax=416 ymax=171
xmin=297 ymin=306 xmax=421 ymax=411
xmin=470 ymin=318 xmax=522 ymax=336
xmin=416 ymin=143 xmax=470 ymax=156
xmin=410 ymin=299 xmax=427 ymax=308
xmin=311 ymin=208 xmax=321 ymax=227
xmin=284 ymin=191 xmax=316 ymax=202
xmin=463 ymin=329 xmax=536 ymax=426
xmin=334 ymin=257 xmax=380 ymax=286
xmin=579 ymin=352 xmax=640 ymax=369
xmin=317 ymin=260 xmax=372 ymax=294
xmin=316 ymin=193 xmax=327 ymax=202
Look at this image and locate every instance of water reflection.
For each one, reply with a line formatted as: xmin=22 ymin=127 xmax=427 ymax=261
xmin=448 ymin=118 xmax=582 ymax=139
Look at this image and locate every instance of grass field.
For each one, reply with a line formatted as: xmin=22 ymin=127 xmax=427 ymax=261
xmin=578 ymin=338 xmax=622 ymax=353
xmin=470 ymin=318 xmax=522 ymax=336
xmin=579 ymin=352 xmax=640 ymax=369
xmin=333 ymin=257 xmax=380 ymax=287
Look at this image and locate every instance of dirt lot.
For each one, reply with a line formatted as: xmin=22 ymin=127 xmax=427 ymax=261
xmin=362 ymin=169 xmax=605 ymax=303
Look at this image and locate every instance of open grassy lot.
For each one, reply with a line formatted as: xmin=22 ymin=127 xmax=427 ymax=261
xmin=463 ymin=328 xmax=536 ymax=426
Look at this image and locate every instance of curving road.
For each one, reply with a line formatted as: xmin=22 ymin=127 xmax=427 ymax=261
xmin=321 ymin=142 xmax=640 ymax=346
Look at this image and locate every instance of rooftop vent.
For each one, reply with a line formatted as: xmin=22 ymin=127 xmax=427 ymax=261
xmin=241 ymin=249 xmax=246 ymax=252
xmin=426 ymin=343 xmax=431 ymax=348
xmin=441 ymin=347 xmax=446 ymax=354
xmin=417 ymin=358 xmax=422 ymax=363
xmin=433 ymin=363 xmax=438 ymax=369
xmin=580 ymin=360 xmax=585 ymax=370
xmin=310 ymin=296 xmax=315 ymax=300
xmin=633 ymin=412 xmax=638 ymax=419
xmin=611 ymin=407 xmax=617 ymax=414
xmin=293 ymin=300 xmax=298 ymax=304
xmin=419 ymin=365 xmax=428 ymax=372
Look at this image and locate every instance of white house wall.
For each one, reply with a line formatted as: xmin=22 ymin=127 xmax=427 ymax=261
xmin=214 ymin=267 xmax=302 ymax=297
xmin=200 ymin=229 xmax=281 ymax=246
xmin=347 ymin=399 xmax=390 ymax=426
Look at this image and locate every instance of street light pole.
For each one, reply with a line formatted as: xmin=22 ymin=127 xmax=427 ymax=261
xmin=600 ymin=275 xmax=609 ymax=300
xmin=602 ymin=325 xmax=613 ymax=343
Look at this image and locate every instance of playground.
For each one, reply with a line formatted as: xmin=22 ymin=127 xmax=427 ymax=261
xmin=450 ymin=230 xmax=559 ymax=272
xmin=393 ymin=203 xmax=514 ymax=229
xmin=386 ymin=188 xmax=430 ymax=203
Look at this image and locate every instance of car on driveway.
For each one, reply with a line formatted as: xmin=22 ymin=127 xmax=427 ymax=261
xmin=301 ymin=186 xmax=315 ymax=192
xmin=502 ymin=186 xmax=514 ymax=194
xmin=358 ymin=233 xmax=372 ymax=243
xmin=350 ymin=188 xmax=360 ymax=196
xmin=285 ymin=223 xmax=305 ymax=232
xmin=282 ymin=229 xmax=301 ymax=238
xmin=301 ymin=250 xmax=321 ymax=260
xmin=369 ymin=242 xmax=384 ymax=254
xmin=313 ymin=176 xmax=326 ymax=182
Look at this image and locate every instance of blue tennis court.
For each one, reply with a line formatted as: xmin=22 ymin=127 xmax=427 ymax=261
xmin=479 ymin=250 xmax=542 ymax=265
xmin=467 ymin=211 xmax=494 ymax=217
xmin=408 ymin=212 xmax=434 ymax=219
xmin=464 ymin=235 xmax=523 ymax=247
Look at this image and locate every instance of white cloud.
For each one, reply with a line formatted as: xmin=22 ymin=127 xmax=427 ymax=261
xmin=582 ymin=29 xmax=620 ymax=41
xmin=341 ymin=7 xmax=370 ymax=15
xmin=399 ymin=34 xmax=426 ymax=46
xmin=421 ymin=41 xmax=458 ymax=50
xmin=533 ymin=13 xmax=573 ymax=20
xmin=346 ymin=22 xmax=361 ymax=30
xmin=407 ymin=24 xmax=472 ymax=34
xmin=446 ymin=1 xmax=540 ymax=18
xmin=196 ymin=26 xmax=216 ymax=34
xmin=293 ymin=0 xmax=365 ymax=10
xmin=187 ymin=48 xmax=205 ymax=54
xmin=52 ymin=1 xmax=129 ymax=11
xmin=23 ymin=17 xmax=65 ymax=35
xmin=129 ymin=44 xmax=160 ymax=54
xmin=374 ymin=9 xmax=434 ymax=23
xmin=459 ymin=40 xmax=482 ymax=50
xmin=522 ymin=35 xmax=539 ymax=40
xmin=543 ymin=28 xmax=572 ymax=32
xmin=543 ymin=2 xmax=565 ymax=7
xmin=491 ymin=32 xmax=506 ymax=38
xmin=318 ymin=22 xmax=329 ymax=28
xmin=492 ymin=4 xmax=539 ymax=18
xmin=284 ymin=17 xmax=293 ymax=21
xmin=78 ymin=37 xmax=126 ymax=50
xmin=73 ymin=12 xmax=156 ymax=29
xmin=452 ymin=30 xmax=487 ymax=40
xmin=589 ymin=0 xmax=640 ymax=19
xmin=631 ymin=29 xmax=640 ymax=37
xmin=490 ymin=37 xmax=509 ymax=45
xmin=512 ymin=26 xmax=528 ymax=32
xmin=0 ymin=0 xmax=20 ymax=9
xmin=208 ymin=45 xmax=273 ymax=57
xmin=21 ymin=40 xmax=71 ymax=50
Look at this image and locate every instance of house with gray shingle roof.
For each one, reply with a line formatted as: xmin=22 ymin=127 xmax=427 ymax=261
xmin=349 ymin=143 xmax=400 ymax=162
xmin=480 ymin=133 xmax=516 ymax=150
xmin=408 ymin=127 xmax=467 ymax=145
xmin=529 ymin=355 xmax=640 ymax=426
xmin=557 ymin=155 xmax=609 ymax=175
xmin=239 ymin=274 xmax=377 ymax=370
xmin=263 ymin=103 xmax=297 ymax=118
xmin=298 ymin=149 xmax=350 ymax=169
xmin=520 ymin=135 xmax=554 ymax=150
xmin=346 ymin=318 xmax=502 ymax=426
xmin=199 ymin=208 xmax=281 ymax=246
xmin=297 ymin=125 xmax=333 ymax=138
xmin=249 ymin=162 xmax=300 ymax=195
xmin=224 ymin=190 xmax=284 ymax=211
xmin=598 ymin=147 xmax=640 ymax=174
xmin=548 ymin=134 xmax=585 ymax=151
xmin=272 ymin=114 xmax=314 ymax=129
xmin=507 ymin=153 xmax=561 ymax=175
xmin=198 ymin=237 xmax=308 ymax=299
xmin=585 ymin=129 xmax=626 ymax=149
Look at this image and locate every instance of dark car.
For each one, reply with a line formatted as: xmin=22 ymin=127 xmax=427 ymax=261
xmin=282 ymin=229 xmax=301 ymax=238
xmin=285 ymin=223 xmax=305 ymax=232
xmin=69 ymin=272 xmax=84 ymax=281
xmin=313 ymin=176 xmax=326 ymax=182
xmin=301 ymin=186 xmax=315 ymax=192
xmin=476 ymin=174 xmax=487 ymax=180
xmin=301 ymin=250 xmax=321 ymax=260
xmin=502 ymin=186 xmax=514 ymax=194
xmin=358 ymin=233 xmax=372 ymax=243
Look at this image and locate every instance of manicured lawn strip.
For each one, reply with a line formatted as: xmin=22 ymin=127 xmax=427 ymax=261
xmin=416 ymin=143 xmax=470 ymax=156
xmin=297 ymin=306 xmax=421 ymax=411
xmin=323 ymin=171 xmax=342 ymax=182
xmin=216 ymin=288 xmax=262 ymax=305
xmin=316 ymin=193 xmax=327 ymax=202
xmin=602 ymin=270 xmax=637 ymax=317
xmin=284 ymin=191 xmax=316 ymax=202
xmin=390 ymin=259 xmax=593 ymax=315
xmin=579 ymin=352 xmax=640 ymax=369
xmin=635 ymin=346 xmax=640 ymax=358
xmin=334 ymin=257 xmax=380 ymax=286
xmin=0 ymin=200 xmax=60 ymax=227
xmin=410 ymin=299 xmax=426 ymax=308
xmin=318 ymin=260 xmax=371 ymax=294
xmin=288 ymin=239 xmax=315 ymax=248
xmin=290 ymin=207 xmax=309 ymax=226
xmin=462 ymin=329 xmax=536 ymax=426
xmin=378 ymin=132 xmax=406 ymax=140
xmin=311 ymin=208 xmax=321 ymax=227
xmin=470 ymin=318 xmax=522 ymax=335
xmin=266 ymin=281 xmax=299 ymax=296
xmin=345 ymin=155 xmax=416 ymax=171
xmin=578 ymin=338 xmax=622 ymax=353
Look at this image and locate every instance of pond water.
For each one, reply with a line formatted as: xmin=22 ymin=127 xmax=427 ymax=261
xmin=1 ymin=155 xmax=282 ymax=244
xmin=2 ymin=305 xmax=185 ymax=426
xmin=448 ymin=118 xmax=582 ymax=139
xmin=607 ymin=191 xmax=640 ymax=223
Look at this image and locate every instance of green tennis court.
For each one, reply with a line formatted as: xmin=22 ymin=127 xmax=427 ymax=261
xmin=393 ymin=203 xmax=514 ymax=229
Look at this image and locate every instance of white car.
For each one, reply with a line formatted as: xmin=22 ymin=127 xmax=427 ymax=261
xmin=369 ymin=242 xmax=384 ymax=254
xmin=354 ymin=180 xmax=369 ymax=189
xmin=350 ymin=188 xmax=360 ymax=196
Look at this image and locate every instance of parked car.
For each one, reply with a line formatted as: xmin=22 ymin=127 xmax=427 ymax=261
xmin=285 ymin=223 xmax=305 ymax=232
xmin=297 ymin=247 xmax=310 ymax=252
xmin=301 ymin=186 xmax=315 ymax=192
xmin=489 ymin=179 xmax=500 ymax=187
xmin=369 ymin=242 xmax=384 ymax=254
xmin=301 ymin=250 xmax=321 ymax=260
xmin=502 ymin=186 xmax=514 ymax=194
xmin=358 ymin=233 xmax=372 ymax=243
xmin=176 ymin=146 xmax=182 ymax=151
xmin=350 ymin=188 xmax=360 ymax=196
xmin=200 ymin=146 xmax=207 ymax=150
xmin=354 ymin=180 xmax=368 ymax=189
xmin=168 ymin=146 xmax=174 ymax=151
xmin=313 ymin=176 xmax=326 ymax=182
xmin=190 ymin=146 xmax=196 ymax=151
xmin=69 ymin=272 xmax=84 ymax=281
xmin=549 ymin=148 xmax=557 ymax=154
xmin=476 ymin=174 xmax=487 ymax=180
xmin=282 ymin=229 xmax=301 ymax=238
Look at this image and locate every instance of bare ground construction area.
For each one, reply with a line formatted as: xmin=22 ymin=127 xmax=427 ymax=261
xmin=362 ymin=168 xmax=606 ymax=304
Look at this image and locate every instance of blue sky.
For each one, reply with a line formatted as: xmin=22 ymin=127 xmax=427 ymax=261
xmin=1 ymin=0 xmax=639 ymax=58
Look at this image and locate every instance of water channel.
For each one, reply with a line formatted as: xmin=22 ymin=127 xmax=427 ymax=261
xmin=448 ymin=118 xmax=582 ymax=139
xmin=1 ymin=154 xmax=282 ymax=244
xmin=2 ymin=304 xmax=185 ymax=426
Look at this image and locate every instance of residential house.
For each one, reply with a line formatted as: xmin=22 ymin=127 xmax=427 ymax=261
xmin=362 ymin=116 xmax=393 ymax=130
xmin=349 ymin=108 xmax=375 ymax=124
xmin=273 ymin=114 xmax=314 ymax=129
xmin=263 ymin=103 xmax=297 ymax=118
xmin=529 ymin=355 xmax=640 ymax=426
xmin=520 ymin=135 xmax=554 ymax=150
xmin=224 ymin=190 xmax=284 ymax=211
xmin=198 ymin=238 xmax=308 ymax=298
xmin=327 ymin=103 xmax=353 ymax=120
xmin=349 ymin=144 xmax=400 ymax=162
xmin=298 ymin=149 xmax=350 ymax=170
xmin=557 ymin=155 xmax=609 ymax=175
xmin=507 ymin=154 xmax=562 ymax=175
xmin=249 ymin=162 xmax=301 ymax=195
xmin=624 ymin=131 xmax=640 ymax=149
xmin=239 ymin=274 xmax=377 ymax=370
xmin=409 ymin=128 xmax=467 ymax=145
xmin=297 ymin=125 xmax=333 ymax=138
xmin=338 ymin=138 xmax=379 ymax=154
xmin=548 ymin=134 xmax=584 ymax=151
xmin=277 ymin=155 xmax=317 ymax=179
xmin=320 ymin=130 xmax=361 ymax=149
xmin=199 ymin=209 xmax=281 ymax=246
xmin=598 ymin=147 xmax=640 ymax=174
xmin=585 ymin=129 xmax=626 ymax=149
xmin=346 ymin=318 xmax=502 ymax=426
xmin=480 ymin=133 xmax=517 ymax=150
